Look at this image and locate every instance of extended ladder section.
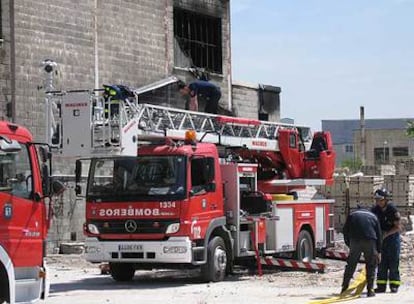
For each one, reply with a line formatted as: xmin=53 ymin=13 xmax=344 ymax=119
xmin=45 ymin=76 xmax=312 ymax=157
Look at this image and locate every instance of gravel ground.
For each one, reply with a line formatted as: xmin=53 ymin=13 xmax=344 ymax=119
xmin=45 ymin=233 xmax=414 ymax=304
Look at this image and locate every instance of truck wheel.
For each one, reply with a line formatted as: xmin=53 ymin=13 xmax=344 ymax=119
xmin=0 ymin=266 xmax=9 ymax=303
xmin=295 ymin=230 xmax=314 ymax=262
xmin=109 ymin=263 xmax=135 ymax=282
xmin=201 ymin=236 xmax=227 ymax=282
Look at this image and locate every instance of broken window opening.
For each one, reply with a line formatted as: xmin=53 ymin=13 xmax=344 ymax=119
xmin=174 ymin=8 xmax=222 ymax=74
xmin=0 ymin=1 xmax=3 ymax=39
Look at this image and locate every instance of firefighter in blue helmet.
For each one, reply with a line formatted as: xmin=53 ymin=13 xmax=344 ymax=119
xmin=371 ymin=188 xmax=401 ymax=293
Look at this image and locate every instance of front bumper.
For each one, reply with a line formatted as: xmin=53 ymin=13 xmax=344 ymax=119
xmin=85 ymin=236 xmax=193 ymax=264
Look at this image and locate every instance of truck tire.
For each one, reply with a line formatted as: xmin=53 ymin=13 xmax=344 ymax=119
xmin=109 ymin=263 xmax=135 ymax=282
xmin=295 ymin=230 xmax=314 ymax=262
xmin=0 ymin=265 xmax=9 ymax=303
xmin=201 ymin=236 xmax=227 ymax=282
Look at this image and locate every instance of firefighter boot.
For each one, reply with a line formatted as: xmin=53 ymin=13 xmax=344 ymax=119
xmin=374 ymin=284 xmax=386 ymax=293
xmin=390 ymin=284 xmax=399 ymax=293
xmin=367 ymin=280 xmax=375 ymax=297
xmin=341 ymin=280 xmax=349 ymax=294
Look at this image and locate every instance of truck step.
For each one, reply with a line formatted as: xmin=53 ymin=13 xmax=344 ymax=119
xmin=15 ymin=277 xmax=42 ymax=303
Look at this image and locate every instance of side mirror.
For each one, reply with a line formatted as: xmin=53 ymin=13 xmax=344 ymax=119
xmin=39 ymin=146 xmax=51 ymax=163
xmin=206 ymin=182 xmax=216 ymax=192
xmin=42 ymin=164 xmax=50 ymax=195
xmin=51 ymin=180 xmax=66 ymax=196
xmin=75 ymin=160 xmax=82 ymax=183
xmin=75 ymin=160 xmax=82 ymax=195
xmin=75 ymin=184 xmax=82 ymax=195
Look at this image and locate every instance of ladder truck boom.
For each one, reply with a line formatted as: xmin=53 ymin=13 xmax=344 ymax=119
xmin=45 ymin=76 xmax=334 ymax=182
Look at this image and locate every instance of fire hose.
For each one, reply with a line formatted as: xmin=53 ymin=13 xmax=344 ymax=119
xmin=308 ymin=268 xmax=366 ymax=304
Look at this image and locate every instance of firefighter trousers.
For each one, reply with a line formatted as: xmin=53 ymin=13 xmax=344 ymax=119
xmin=342 ymin=239 xmax=377 ymax=291
xmin=377 ymin=233 xmax=401 ymax=290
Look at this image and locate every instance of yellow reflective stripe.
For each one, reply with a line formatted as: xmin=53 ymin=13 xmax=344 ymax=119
xmin=389 ymin=280 xmax=401 ymax=285
xmin=376 ymin=280 xmax=387 ymax=284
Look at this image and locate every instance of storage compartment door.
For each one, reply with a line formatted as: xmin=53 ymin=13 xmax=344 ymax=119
xmin=275 ymin=207 xmax=294 ymax=252
xmin=315 ymin=206 xmax=325 ymax=248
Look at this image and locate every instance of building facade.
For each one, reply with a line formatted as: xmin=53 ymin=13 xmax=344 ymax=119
xmin=0 ymin=0 xmax=282 ymax=247
xmin=0 ymin=0 xmax=281 ymax=141
xmin=322 ymin=119 xmax=414 ymax=169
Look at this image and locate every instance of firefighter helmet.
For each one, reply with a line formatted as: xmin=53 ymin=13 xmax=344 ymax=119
xmin=374 ymin=188 xmax=390 ymax=200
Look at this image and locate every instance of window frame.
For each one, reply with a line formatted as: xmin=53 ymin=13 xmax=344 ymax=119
xmin=0 ymin=144 xmax=34 ymax=199
xmin=392 ymin=146 xmax=409 ymax=157
xmin=345 ymin=145 xmax=354 ymax=153
xmin=190 ymin=157 xmax=215 ymax=195
xmin=173 ymin=7 xmax=223 ymax=74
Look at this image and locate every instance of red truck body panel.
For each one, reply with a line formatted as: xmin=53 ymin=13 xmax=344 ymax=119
xmin=0 ymin=122 xmax=46 ymax=267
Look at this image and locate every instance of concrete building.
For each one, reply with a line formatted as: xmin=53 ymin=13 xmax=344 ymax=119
xmin=0 ymin=0 xmax=282 ymax=248
xmin=0 ymin=0 xmax=281 ymax=139
xmin=322 ymin=119 xmax=414 ymax=170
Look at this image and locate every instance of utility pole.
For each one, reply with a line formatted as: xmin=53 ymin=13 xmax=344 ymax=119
xmin=360 ymin=106 xmax=366 ymax=167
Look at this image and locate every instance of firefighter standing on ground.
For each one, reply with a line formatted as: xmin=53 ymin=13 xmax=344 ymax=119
xmin=341 ymin=206 xmax=382 ymax=297
xmin=371 ymin=188 xmax=402 ymax=293
xmin=178 ymin=80 xmax=221 ymax=114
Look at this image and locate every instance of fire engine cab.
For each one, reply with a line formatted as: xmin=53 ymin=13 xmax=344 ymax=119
xmin=46 ymin=76 xmax=336 ymax=282
xmin=0 ymin=121 xmax=64 ymax=304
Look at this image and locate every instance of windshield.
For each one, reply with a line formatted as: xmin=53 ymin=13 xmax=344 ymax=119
xmin=0 ymin=146 xmax=33 ymax=198
xmin=87 ymin=156 xmax=186 ymax=201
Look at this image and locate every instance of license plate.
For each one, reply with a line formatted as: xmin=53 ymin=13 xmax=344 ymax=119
xmin=118 ymin=244 xmax=143 ymax=251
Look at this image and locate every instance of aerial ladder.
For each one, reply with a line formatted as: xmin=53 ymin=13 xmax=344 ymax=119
xmin=45 ymin=76 xmax=334 ymax=183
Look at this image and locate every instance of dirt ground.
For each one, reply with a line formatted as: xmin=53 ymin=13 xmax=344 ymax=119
xmin=45 ymin=233 xmax=414 ymax=304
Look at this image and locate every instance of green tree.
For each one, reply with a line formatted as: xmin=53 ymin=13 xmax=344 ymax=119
xmin=340 ymin=158 xmax=362 ymax=173
xmin=407 ymin=120 xmax=414 ymax=137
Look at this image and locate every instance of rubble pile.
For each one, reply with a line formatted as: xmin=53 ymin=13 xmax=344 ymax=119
xmin=400 ymin=233 xmax=414 ymax=262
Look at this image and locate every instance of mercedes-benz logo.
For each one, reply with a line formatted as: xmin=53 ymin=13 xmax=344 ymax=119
xmin=125 ymin=220 xmax=138 ymax=233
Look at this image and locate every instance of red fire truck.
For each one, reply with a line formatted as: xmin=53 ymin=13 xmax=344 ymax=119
xmin=46 ymin=77 xmax=336 ymax=282
xmin=0 ymin=121 xmax=64 ymax=303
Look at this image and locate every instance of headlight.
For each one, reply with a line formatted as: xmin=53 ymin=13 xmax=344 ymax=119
xmin=163 ymin=246 xmax=187 ymax=254
xmin=87 ymin=223 xmax=100 ymax=235
xmin=85 ymin=246 xmax=101 ymax=254
xmin=165 ymin=223 xmax=180 ymax=234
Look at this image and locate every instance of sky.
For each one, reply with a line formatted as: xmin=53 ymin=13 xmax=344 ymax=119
xmin=230 ymin=0 xmax=414 ymax=131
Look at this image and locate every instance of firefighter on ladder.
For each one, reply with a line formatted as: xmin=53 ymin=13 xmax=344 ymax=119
xmin=371 ymin=188 xmax=402 ymax=293
xmin=177 ymin=80 xmax=221 ymax=114
xmin=103 ymin=84 xmax=134 ymax=119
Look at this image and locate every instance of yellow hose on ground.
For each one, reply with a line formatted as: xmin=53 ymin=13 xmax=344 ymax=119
xmin=308 ymin=268 xmax=366 ymax=304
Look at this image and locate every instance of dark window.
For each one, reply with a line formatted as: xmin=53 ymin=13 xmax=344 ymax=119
xmin=259 ymin=113 xmax=269 ymax=121
xmin=289 ymin=134 xmax=297 ymax=148
xmin=393 ymin=147 xmax=409 ymax=157
xmin=374 ymin=147 xmax=389 ymax=165
xmin=345 ymin=145 xmax=353 ymax=153
xmin=174 ymin=8 xmax=222 ymax=74
xmin=191 ymin=157 xmax=215 ymax=194
xmin=0 ymin=145 xmax=33 ymax=199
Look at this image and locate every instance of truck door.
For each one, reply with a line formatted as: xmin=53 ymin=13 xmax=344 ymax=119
xmin=188 ymin=157 xmax=221 ymax=240
xmin=0 ymin=144 xmax=44 ymax=267
xmin=278 ymin=129 xmax=304 ymax=179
